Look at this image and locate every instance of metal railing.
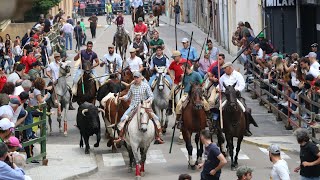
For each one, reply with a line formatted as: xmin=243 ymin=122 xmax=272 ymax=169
xmin=15 ymin=104 xmax=47 ymax=164
xmin=246 ymin=56 xmax=320 ymax=143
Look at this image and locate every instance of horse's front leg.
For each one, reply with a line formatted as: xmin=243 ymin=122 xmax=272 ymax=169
xmin=47 ymin=106 xmax=53 ymax=135
xmin=140 ymin=147 xmax=148 ymax=177
xmin=195 ymin=133 xmax=203 ymax=165
xmin=94 ymin=128 xmax=101 ymax=147
xmin=124 ymin=143 xmax=134 ymax=173
xmin=63 ymin=97 xmax=69 ymax=136
xmin=226 ymin=136 xmax=236 ymax=171
xmin=182 ymin=130 xmax=195 ymax=169
xmin=234 ymin=136 xmax=243 ymax=168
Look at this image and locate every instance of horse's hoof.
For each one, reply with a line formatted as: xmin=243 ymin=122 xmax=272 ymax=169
xmin=85 ymin=150 xmax=90 ymax=154
xmin=112 ymin=146 xmax=118 ymax=153
xmin=135 ymin=176 xmax=141 ymax=180
xmin=64 ymin=132 xmax=68 ymax=136
xmin=141 ymin=171 xmax=145 ymax=177
xmin=231 ymin=166 xmax=237 ymax=171
xmin=177 ymin=138 xmax=184 ymax=145
xmin=94 ymin=143 xmax=99 ymax=147
xmin=128 ymin=167 xmax=133 ymax=173
xmin=162 ymin=129 xmax=166 ymax=134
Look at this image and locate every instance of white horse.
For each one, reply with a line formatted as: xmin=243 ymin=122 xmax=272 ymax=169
xmin=203 ymin=74 xmax=217 ymax=109
xmin=125 ymin=101 xmax=155 ymax=180
xmin=152 ymin=66 xmax=171 ymax=134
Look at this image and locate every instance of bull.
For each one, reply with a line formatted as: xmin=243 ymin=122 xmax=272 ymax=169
xmin=76 ymin=102 xmax=105 ymax=154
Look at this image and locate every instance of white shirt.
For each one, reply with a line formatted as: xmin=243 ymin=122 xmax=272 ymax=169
xmin=311 ymin=61 xmax=320 ymax=71
xmin=219 ymin=70 xmax=245 ymax=92
xmin=305 ymin=66 xmax=320 ymax=78
xmin=129 ymin=41 xmax=148 ymax=55
xmin=132 ymin=0 xmax=143 ymax=8
xmin=270 ymin=159 xmax=290 ymax=180
xmin=257 ymin=48 xmax=264 ymax=59
xmin=102 ymin=53 xmax=123 ymax=74
xmin=7 ymin=72 xmax=21 ymax=85
xmin=126 ymin=56 xmax=143 ymax=72
xmin=13 ymin=86 xmax=24 ymax=96
xmin=47 ymin=61 xmax=60 ymax=81
xmin=61 ymin=23 xmax=74 ymax=34
xmin=0 ymin=105 xmax=15 ymax=122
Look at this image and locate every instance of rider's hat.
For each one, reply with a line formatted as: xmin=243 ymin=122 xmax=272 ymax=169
xmin=221 ymin=62 xmax=232 ymax=69
xmin=133 ymin=71 xmax=142 ymax=78
xmin=129 ymin=48 xmax=136 ymax=53
xmin=311 ymin=43 xmax=319 ymax=47
xmin=108 ymin=44 xmax=115 ymax=48
xmin=54 ymin=52 xmax=61 ymax=57
xmin=171 ymin=50 xmax=181 ymax=58
xmin=138 ymin=17 xmax=143 ymax=22
xmin=181 ymin=38 xmax=189 ymax=43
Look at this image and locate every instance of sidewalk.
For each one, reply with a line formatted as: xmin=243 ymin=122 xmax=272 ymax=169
xmin=25 ymin=144 xmax=97 ymax=180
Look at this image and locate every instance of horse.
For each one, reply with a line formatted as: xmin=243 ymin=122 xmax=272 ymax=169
xmin=98 ymin=58 xmax=118 ymax=86
xmin=152 ymin=4 xmax=161 ymax=27
xmin=115 ymin=26 xmax=131 ymax=60
xmin=220 ymin=82 xmax=247 ymax=170
xmin=75 ymin=60 xmax=98 ymax=105
xmin=46 ymin=61 xmax=71 ymax=136
xmin=181 ymin=83 xmax=207 ymax=169
xmin=151 ymin=66 xmax=171 ymax=134
xmin=125 ymin=100 xmax=155 ymax=179
xmin=132 ymin=6 xmax=144 ymax=26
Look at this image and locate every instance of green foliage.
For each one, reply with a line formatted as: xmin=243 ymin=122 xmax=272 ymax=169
xmin=24 ymin=0 xmax=61 ymax=22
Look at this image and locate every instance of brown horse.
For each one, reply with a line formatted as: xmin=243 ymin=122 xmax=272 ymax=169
xmin=75 ymin=61 xmax=98 ymax=105
xmin=152 ymin=4 xmax=161 ymax=27
xmin=220 ymin=82 xmax=247 ymax=170
xmin=115 ymin=26 xmax=131 ymax=60
xmin=131 ymin=6 xmax=144 ymax=26
xmin=181 ymin=83 xmax=206 ymax=169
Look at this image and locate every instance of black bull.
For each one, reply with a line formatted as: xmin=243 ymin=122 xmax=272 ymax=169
xmin=76 ymin=102 xmax=104 ymax=154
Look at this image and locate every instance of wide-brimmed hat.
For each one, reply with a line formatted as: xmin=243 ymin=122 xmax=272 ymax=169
xmin=221 ymin=62 xmax=232 ymax=69
xmin=171 ymin=51 xmax=181 ymax=58
xmin=54 ymin=52 xmax=61 ymax=57
xmin=129 ymin=48 xmax=136 ymax=53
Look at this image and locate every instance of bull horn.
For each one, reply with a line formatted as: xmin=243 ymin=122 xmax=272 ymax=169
xmin=82 ymin=109 xmax=89 ymax=116
xmin=98 ymin=108 xmax=105 ymax=114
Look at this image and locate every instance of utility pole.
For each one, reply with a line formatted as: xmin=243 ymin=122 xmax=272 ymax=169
xmin=295 ymin=0 xmax=302 ymax=55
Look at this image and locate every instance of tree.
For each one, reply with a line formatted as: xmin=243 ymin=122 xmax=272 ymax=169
xmin=24 ymin=0 xmax=61 ymax=22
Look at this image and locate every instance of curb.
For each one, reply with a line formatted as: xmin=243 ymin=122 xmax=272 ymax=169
xmin=243 ymin=139 xmax=298 ymax=154
xmin=63 ymin=154 xmax=99 ymax=180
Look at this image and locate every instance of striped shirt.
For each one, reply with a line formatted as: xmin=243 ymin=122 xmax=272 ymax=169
xmin=123 ymin=81 xmax=153 ymax=106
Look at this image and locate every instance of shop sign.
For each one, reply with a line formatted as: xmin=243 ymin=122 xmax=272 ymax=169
xmin=265 ymin=0 xmax=295 ymax=7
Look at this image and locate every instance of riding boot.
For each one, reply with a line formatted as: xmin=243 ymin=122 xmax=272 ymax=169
xmin=244 ymin=119 xmax=252 ymax=137
xmin=112 ymin=36 xmax=115 ymax=46
xmin=166 ymin=100 xmax=173 ymax=115
xmin=154 ymin=127 xmax=165 ymax=144
xmin=175 ymin=114 xmax=182 ymax=129
xmin=69 ymin=102 xmax=75 ymax=110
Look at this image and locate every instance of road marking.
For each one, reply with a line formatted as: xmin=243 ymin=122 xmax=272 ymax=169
xmin=146 ymin=149 xmax=167 ymax=164
xmin=227 ymin=149 xmax=250 ymax=160
xmin=102 ymin=153 xmax=126 ymax=167
xmin=259 ymin=147 xmax=291 ymax=159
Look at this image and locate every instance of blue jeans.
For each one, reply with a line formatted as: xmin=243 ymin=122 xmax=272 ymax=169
xmin=300 ymin=176 xmax=320 ymax=180
xmin=197 ymin=70 xmax=206 ymax=78
xmin=73 ymin=69 xmax=98 ymax=84
xmin=25 ymin=110 xmax=34 ymax=138
xmin=148 ymin=74 xmax=172 ymax=87
xmin=121 ymin=105 xmax=135 ymax=121
xmin=1 ymin=57 xmax=13 ymax=72
xmin=65 ymin=32 xmax=72 ymax=50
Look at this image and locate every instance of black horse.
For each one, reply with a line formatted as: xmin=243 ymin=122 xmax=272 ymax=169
xmin=131 ymin=6 xmax=144 ymax=26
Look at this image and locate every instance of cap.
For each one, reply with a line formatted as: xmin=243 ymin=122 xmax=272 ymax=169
xmin=311 ymin=43 xmax=318 ymax=47
xmin=268 ymin=144 xmax=281 ymax=154
xmin=236 ymin=166 xmax=253 ymax=178
xmin=221 ymin=62 xmax=232 ymax=69
xmin=7 ymin=136 xmax=22 ymax=148
xmin=133 ymin=71 xmax=142 ymax=78
xmin=31 ymin=61 xmax=42 ymax=67
xmin=138 ymin=17 xmax=143 ymax=21
xmin=238 ymin=21 xmax=244 ymax=26
xmin=306 ymin=52 xmax=317 ymax=58
xmin=181 ymin=38 xmax=189 ymax=43
xmin=108 ymin=44 xmax=115 ymax=48
xmin=9 ymin=95 xmax=21 ymax=105
xmin=54 ymin=52 xmax=61 ymax=57
xmin=0 ymin=118 xmax=15 ymax=130
xmin=129 ymin=48 xmax=136 ymax=53
xmin=171 ymin=50 xmax=181 ymax=58
xmin=258 ymin=32 xmax=265 ymax=38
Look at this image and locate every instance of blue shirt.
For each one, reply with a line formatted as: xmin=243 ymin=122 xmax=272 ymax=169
xmin=201 ymin=143 xmax=222 ymax=179
xmin=180 ymin=46 xmax=198 ymax=61
xmin=211 ymin=66 xmax=225 ymax=86
xmin=132 ymin=0 xmax=143 ymax=8
xmin=183 ymin=71 xmax=202 ymax=93
xmin=316 ymin=51 xmax=320 ymax=61
xmin=0 ymin=161 xmax=25 ymax=180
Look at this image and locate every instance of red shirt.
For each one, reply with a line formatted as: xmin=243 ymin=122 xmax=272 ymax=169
xmin=134 ymin=23 xmax=148 ymax=34
xmin=0 ymin=75 xmax=7 ymax=92
xmin=169 ymin=58 xmax=191 ymax=84
xmin=207 ymin=61 xmax=218 ymax=73
xmin=20 ymin=55 xmax=36 ymax=73
xmin=116 ymin=16 xmax=124 ymax=26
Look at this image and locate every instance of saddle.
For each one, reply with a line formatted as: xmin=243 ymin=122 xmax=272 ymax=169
xmin=123 ymin=104 xmax=154 ymax=132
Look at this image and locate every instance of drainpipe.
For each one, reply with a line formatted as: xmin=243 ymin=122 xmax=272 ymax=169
xmin=281 ymin=7 xmax=285 ymax=53
xmin=296 ymin=0 xmax=302 ymax=55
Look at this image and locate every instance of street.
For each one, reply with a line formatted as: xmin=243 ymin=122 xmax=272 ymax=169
xmin=40 ymin=15 xmax=301 ymax=180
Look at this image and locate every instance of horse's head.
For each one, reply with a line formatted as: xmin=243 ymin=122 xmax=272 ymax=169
xmin=139 ymin=100 xmax=152 ymax=132
xmin=107 ymin=59 xmax=117 ymax=74
xmin=122 ymin=67 xmax=134 ymax=84
xmin=82 ymin=60 xmax=92 ymax=74
xmin=155 ymin=66 xmax=167 ymax=91
xmin=189 ymin=82 xmax=203 ymax=110
xmin=223 ymin=82 xmax=239 ymax=110
xmin=59 ymin=61 xmax=71 ymax=76
xmin=116 ymin=26 xmax=124 ymax=36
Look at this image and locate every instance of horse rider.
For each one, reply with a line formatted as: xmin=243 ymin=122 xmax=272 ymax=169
xmin=175 ymin=62 xmax=211 ymax=129
xmin=149 ymin=30 xmax=165 ymax=54
xmin=134 ymin=17 xmax=148 ymax=45
xmin=125 ymin=47 xmax=144 ymax=73
xmin=112 ymin=11 xmax=131 ymax=46
xmin=180 ymin=38 xmax=198 ymax=62
xmin=109 ymin=71 xmax=165 ymax=144
xmin=167 ymin=50 xmax=188 ymax=115
xmin=148 ymin=46 xmax=172 ymax=87
xmin=100 ymin=44 xmax=123 ymax=84
xmin=131 ymin=0 xmax=144 ymax=12
xmin=145 ymin=12 xmax=158 ymax=28
xmin=129 ymin=33 xmax=148 ymax=61
xmin=214 ymin=62 xmax=258 ymax=136
xmin=72 ymin=41 xmax=100 ymax=96
xmin=46 ymin=52 xmax=75 ymax=110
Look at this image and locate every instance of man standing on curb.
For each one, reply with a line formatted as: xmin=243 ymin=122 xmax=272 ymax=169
xmin=268 ymin=144 xmax=290 ymax=180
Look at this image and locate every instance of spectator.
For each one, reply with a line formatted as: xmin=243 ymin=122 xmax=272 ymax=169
xmin=22 ymin=38 xmax=35 ymax=56
xmin=13 ymin=80 xmax=32 ymax=96
xmin=307 ymin=52 xmax=319 ymax=70
xmin=80 ymin=18 xmax=87 ymax=45
xmin=74 ymin=21 xmax=83 ymax=51
xmin=0 ymin=67 xmax=7 ymax=92
xmin=178 ymin=174 xmax=192 ymax=180
xmin=79 ymin=1 xmax=86 ymax=17
xmin=236 ymin=166 xmax=253 ymax=180
xmin=294 ymin=128 xmax=320 ymax=179
xmin=173 ymin=1 xmax=181 ymax=24
xmin=197 ymin=129 xmax=227 ymax=180
xmin=311 ymin=43 xmax=320 ymax=61
xmin=20 ymin=51 xmax=36 ymax=74
xmin=28 ymin=61 xmax=42 ymax=81
xmin=48 ymin=15 xmax=54 ymax=26
xmin=300 ymin=57 xmax=320 ymax=79
xmin=7 ymin=64 xmax=25 ymax=86
xmin=268 ymin=144 xmax=290 ymax=180
xmin=244 ymin=21 xmax=255 ymax=37
xmin=0 ymin=96 xmax=26 ymax=127
xmin=43 ymin=14 xmax=51 ymax=33
xmin=12 ymin=40 xmax=22 ymax=62
xmin=206 ymin=39 xmax=219 ymax=62
xmin=0 ymin=118 xmax=14 ymax=143
xmin=1 ymin=82 xmax=15 ymax=95
xmin=238 ymin=21 xmax=252 ymax=42
xmin=61 ymin=21 xmax=74 ymax=50
xmin=66 ymin=16 xmax=74 ymax=26
xmin=180 ymin=38 xmax=198 ymax=62
xmin=88 ymin=13 xmax=98 ymax=38
xmin=0 ymin=142 xmax=26 ymax=180
xmin=6 ymin=136 xmax=22 ymax=152
xmin=0 ymin=94 xmax=9 ymax=106
xmin=197 ymin=53 xmax=211 ymax=78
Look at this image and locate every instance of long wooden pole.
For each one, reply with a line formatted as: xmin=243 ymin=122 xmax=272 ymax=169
xmin=217 ymin=54 xmax=223 ymax=129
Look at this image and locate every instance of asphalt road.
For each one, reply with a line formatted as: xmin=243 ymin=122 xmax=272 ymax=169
xmin=45 ymin=15 xmax=301 ymax=180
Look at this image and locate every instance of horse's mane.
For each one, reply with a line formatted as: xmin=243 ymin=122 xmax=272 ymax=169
xmin=188 ymin=82 xmax=201 ymax=96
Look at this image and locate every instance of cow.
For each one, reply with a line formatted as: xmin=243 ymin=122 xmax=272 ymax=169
xmin=76 ymin=102 xmax=105 ymax=154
